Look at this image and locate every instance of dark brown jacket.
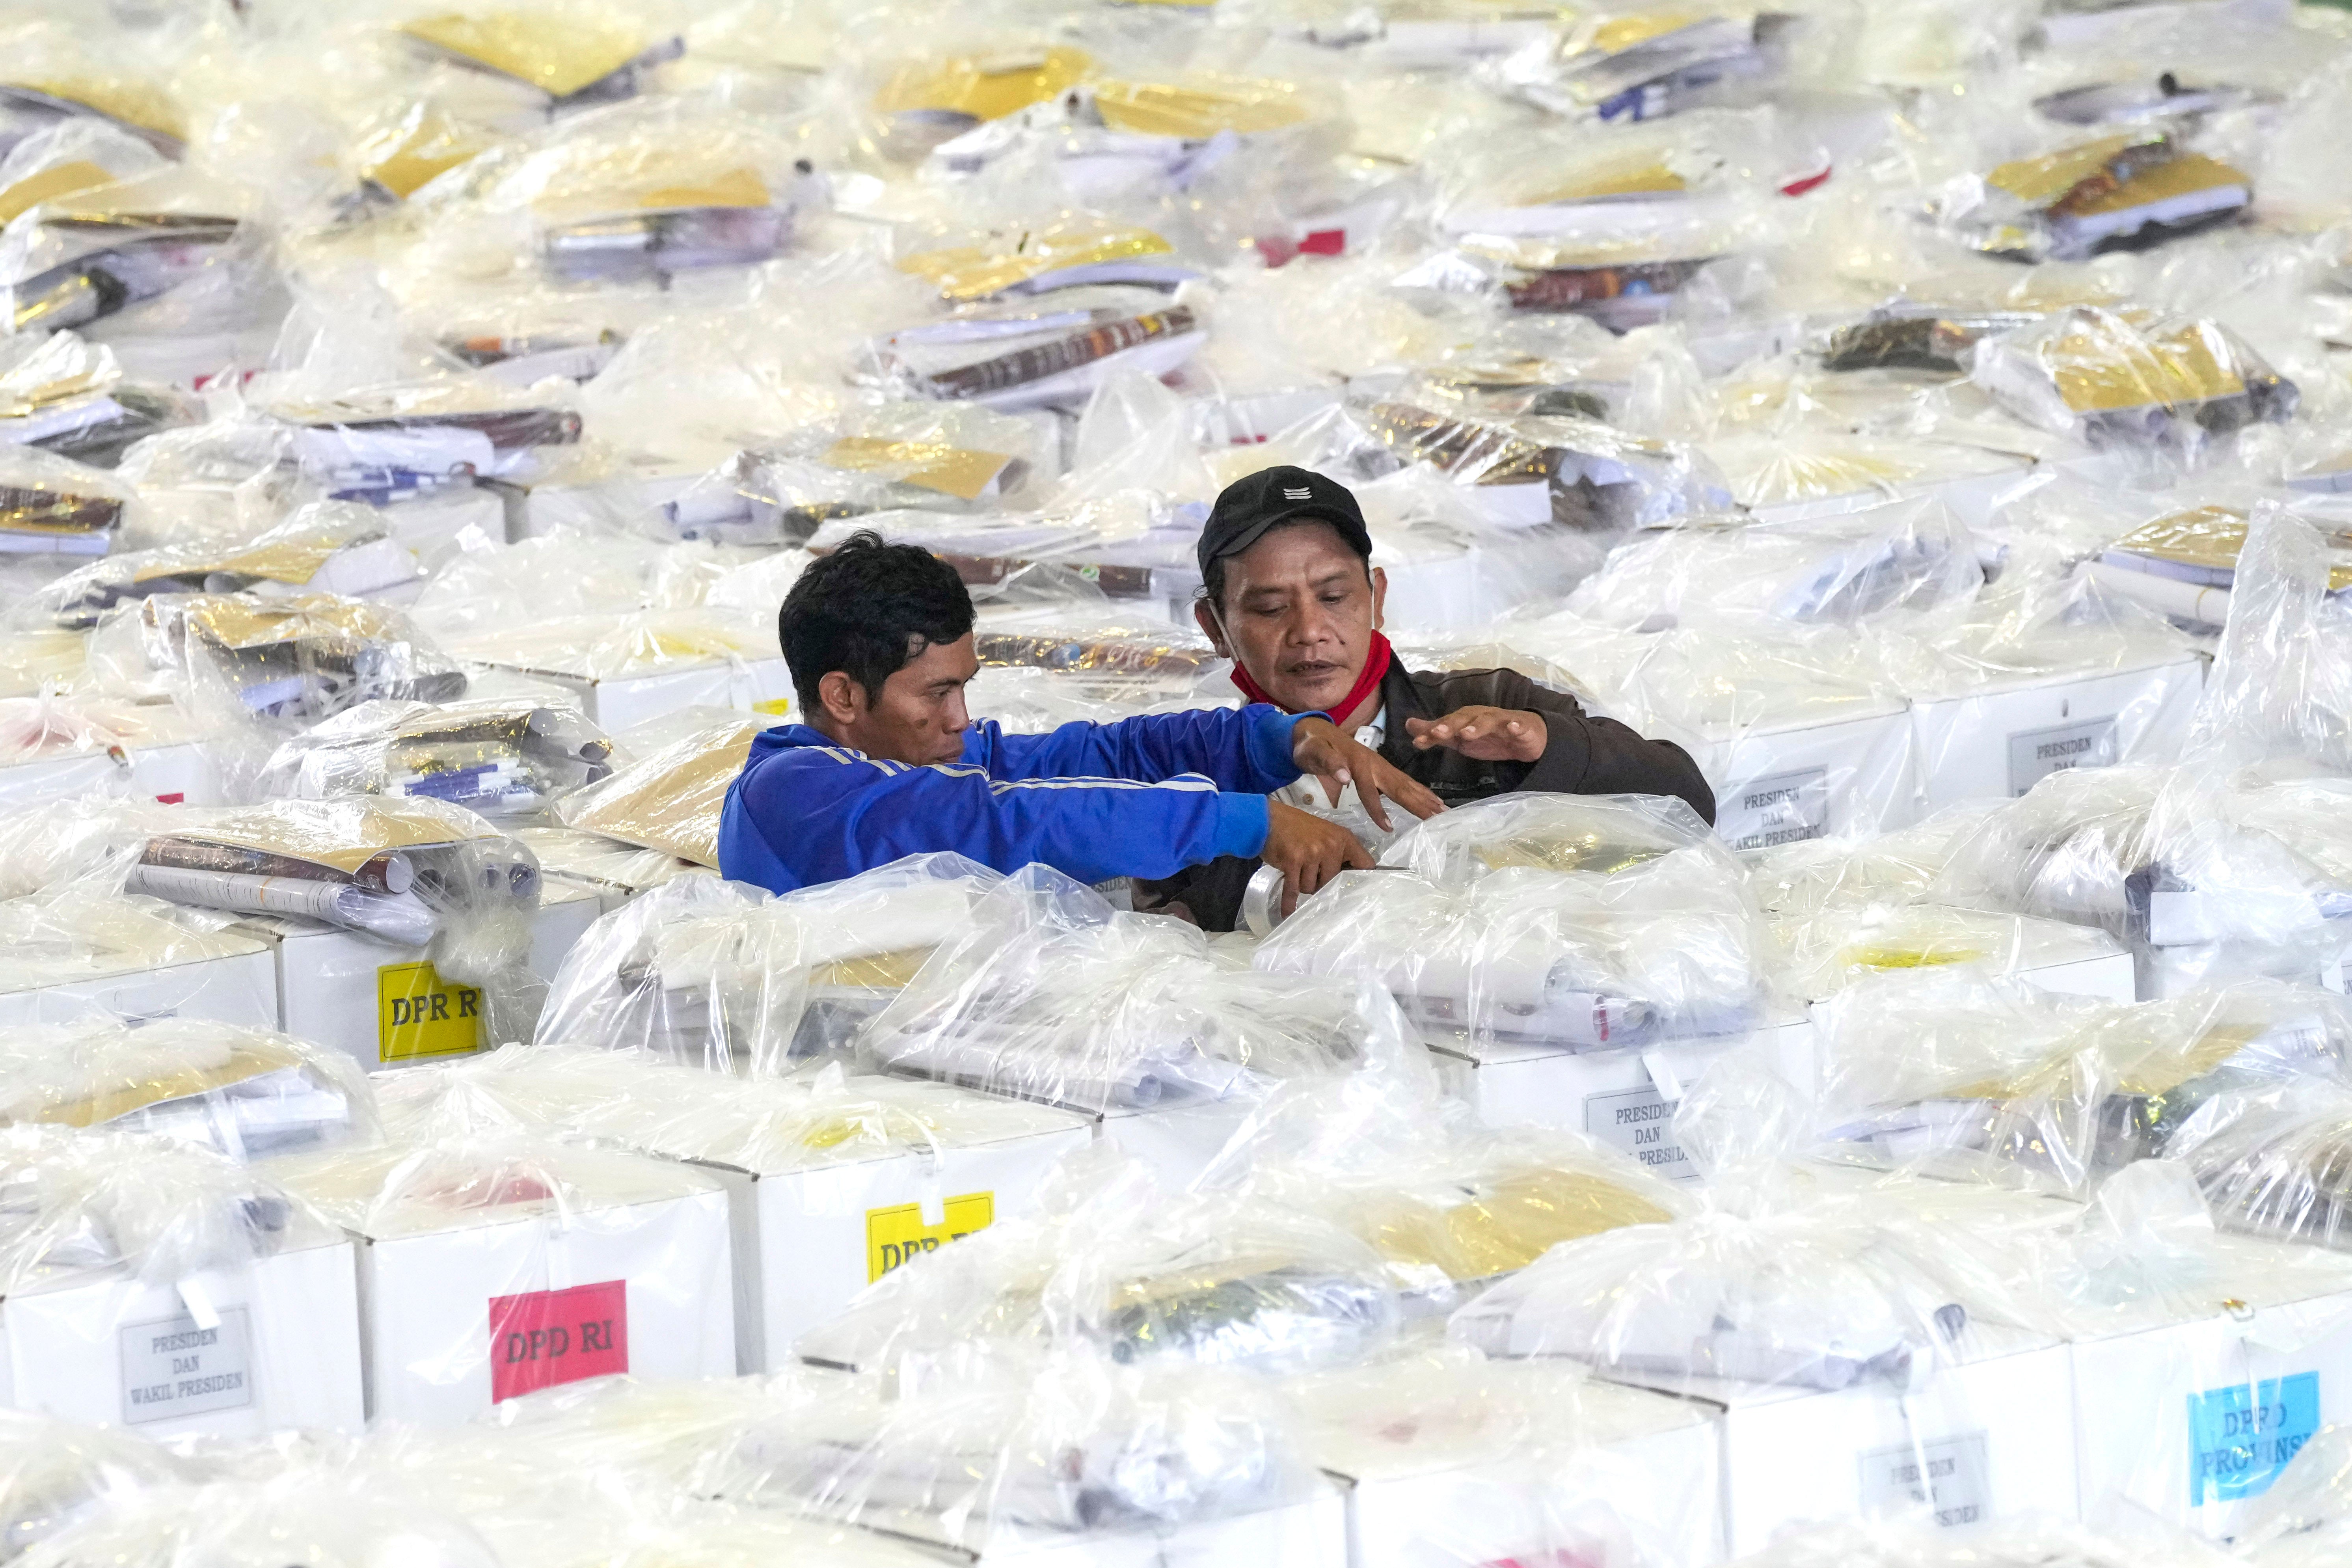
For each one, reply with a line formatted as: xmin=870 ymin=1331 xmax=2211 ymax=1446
xmin=1135 ymin=661 xmax=1715 ymax=931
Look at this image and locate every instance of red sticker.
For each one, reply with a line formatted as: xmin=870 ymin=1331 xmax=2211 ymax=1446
xmin=1299 ymin=227 xmax=1348 ymax=257
xmin=153 ymin=793 xmax=185 ymax=805
xmin=487 ymin=1280 xmax=628 ymax=1403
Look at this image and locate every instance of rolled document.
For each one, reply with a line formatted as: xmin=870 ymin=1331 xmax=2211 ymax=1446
xmin=126 ymin=864 xmax=438 ymax=946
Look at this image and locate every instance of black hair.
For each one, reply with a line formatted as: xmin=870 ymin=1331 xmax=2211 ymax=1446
xmin=781 ymin=530 xmax=974 ymax=713
xmin=1197 ymin=515 xmax=1373 ymax=611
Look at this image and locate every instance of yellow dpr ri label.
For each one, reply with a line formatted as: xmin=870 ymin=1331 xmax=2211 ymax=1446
xmin=377 ymin=960 xmax=485 ymax=1064
xmin=865 ymin=1192 xmax=994 ymax=1282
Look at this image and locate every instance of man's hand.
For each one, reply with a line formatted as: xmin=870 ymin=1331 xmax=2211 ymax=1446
xmin=1405 ymin=707 xmax=1548 ymax=764
xmin=1289 ymin=715 xmax=1445 ymax=832
xmin=1262 ymin=801 xmax=1374 ymax=915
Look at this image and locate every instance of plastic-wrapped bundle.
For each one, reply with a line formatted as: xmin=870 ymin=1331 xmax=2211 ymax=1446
xmin=259 ymin=697 xmax=614 ymax=820
xmin=128 ymin=798 xmax=539 ymax=959
xmin=1257 ymin=794 xmax=1765 ymax=1050
xmin=2182 ymin=500 xmax=2352 ymax=769
xmin=1768 ymin=901 xmax=2130 ymax=1006
xmin=1807 ymin=969 xmax=2349 ymax=1192
xmin=0 ymin=1017 xmax=376 ymax=1162
xmin=862 ymin=865 xmax=1432 ymax=1115
xmin=1933 ymin=762 xmax=2171 ymax=937
xmin=1970 ymin=307 xmax=2296 ymax=457
xmin=730 ymin=406 xmax=1045 ymax=545
xmin=536 ymin=859 xmax=997 ymax=1074
xmin=102 ymin=592 xmax=467 ymax=724
xmin=805 ymin=501 xmax=1204 ymax=613
xmin=2081 ymin=501 xmax=2351 ymax=634
xmin=869 ymin=45 xmax=1093 ymax=160
xmin=2238 ymin=1425 xmax=2352 ymax=1566
xmin=695 ymin=1353 xmax=1329 ymax=1556
xmin=796 ymin=1152 xmax=1402 ymax=1380
xmin=0 ymin=445 xmax=130 ymax=560
xmin=553 ymin=711 xmax=765 ymax=869
xmin=1243 ymin=1125 xmax=1685 ymax=1311
xmin=26 ymin=505 xmax=426 ymax=630
xmin=1494 ymin=7 xmax=1797 ymax=123
xmin=258 ymin=382 xmax=582 ymax=504
xmin=0 ymin=1408 xmax=198 ymax=1562
xmin=1944 ymin=130 xmax=2252 ymax=262
xmin=1565 ymin=500 xmax=1984 ymax=630
xmin=1819 ymin=307 xmax=2055 ymax=374
xmin=1744 ymin=808 xmax=1996 ymax=916
xmin=432 ymin=605 xmax=780 ymax=721
xmin=1705 ymin=430 xmax=2032 ymax=525
xmin=1447 ymin=1204 xmax=1973 ymax=1394
xmin=0 ymin=43 xmax=183 ymax=160
xmin=0 ymin=168 xmax=252 ymax=339
xmin=513 ymin=826 xmax=703 ymax=909
xmin=895 ymin=218 xmax=1199 ymax=304
xmin=0 ymin=691 xmax=213 ymax=803
xmin=2171 ymin=1082 xmax=2352 ymax=1252
xmin=1359 ymin=397 xmax=1731 ymax=530
xmin=394 ymin=9 xmax=685 ymax=115
xmin=866 ymin=285 xmax=1205 ymax=412
xmin=0 ymin=331 xmax=192 ymax=469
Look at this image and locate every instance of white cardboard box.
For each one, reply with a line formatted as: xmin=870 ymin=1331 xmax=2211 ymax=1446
xmin=470 ymin=655 xmax=794 ymax=734
xmin=0 ymin=739 xmax=223 ymax=809
xmin=698 ymin=1117 xmax=1092 ymax=1372
xmin=1700 ymin=705 xmax=1919 ymax=852
xmin=1305 ymin=1365 xmax=1724 ymax=1568
xmin=892 ymin=1482 xmax=1349 ymax=1568
xmin=2069 ymin=1281 xmax=2352 ymax=1538
xmin=238 ymin=883 xmax=603 ymax=1068
xmin=0 ymin=1243 xmax=363 ymax=1438
xmin=0 ymin=916 xmax=279 ymax=1032
xmin=1436 ymin=945 xmax=2138 ymax=1174
xmin=1909 ymin=656 xmax=2207 ymax=810
xmin=342 ymin=1181 xmax=735 ymax=1425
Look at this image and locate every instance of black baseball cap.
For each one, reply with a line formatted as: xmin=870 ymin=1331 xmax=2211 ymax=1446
xmin=1196 ymin=465 xmax=1373 ymax=579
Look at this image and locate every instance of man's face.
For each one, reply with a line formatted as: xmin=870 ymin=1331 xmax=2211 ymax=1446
xmin=1196 ymin=520 xmax=1386 ymax=715
xmin=822 ymin=632 xmax=980 ymax=765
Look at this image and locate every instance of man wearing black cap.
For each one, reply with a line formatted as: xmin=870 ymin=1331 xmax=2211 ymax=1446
xmin=1134 ymin=465 xmax=1716 ymax=929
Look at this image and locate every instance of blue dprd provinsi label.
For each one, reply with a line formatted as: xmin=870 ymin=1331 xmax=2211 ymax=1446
xmin=2188 ymin=1371 xmax=2320 ymax=1507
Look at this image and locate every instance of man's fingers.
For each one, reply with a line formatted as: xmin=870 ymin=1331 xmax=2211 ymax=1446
xmin=1341 ymin=834 xmax=1376 ymax=870
xmin=1358 ymin=774 xmax=1395 ymax=833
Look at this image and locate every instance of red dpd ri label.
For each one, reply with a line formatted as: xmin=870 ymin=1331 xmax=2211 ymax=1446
xmin=487 ymin=1280 xmax=628 ymax=1403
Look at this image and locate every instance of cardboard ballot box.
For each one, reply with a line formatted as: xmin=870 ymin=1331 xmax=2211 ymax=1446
xmin=270 ymin=1142 xmax=736 ymax=1425
xmin=1651 ymin=1322 xmax=2079 ymax=1555
xmin=691 ymin=1106 xmax=1091 ymax=1371
xmin=366 ymin=484 xmax=512 ymax=564
xmin=514 ymin=826 xmax=711 ymax=915
xmin=1909 ymin=655 xmax=2207 ymax=810
xmin=2068 ymin=1272 xmax=2352 ymax=1538
xmin=469 ymin=650 xmax=793 ymax=734
xmin=1436 ymin=938 xmax=2136 ymax=1177
xmin=1698 ymin=702 xmax=1919 ymax=852
xmin=1297 ymin=1359 xmax=1725 ymax=1568
xmin=0 ymin=1244 xmax=363 ymax=1439
xmin=0 ymin=737 xmax=223 ymax=809
xmin=0 ymin=896 xmax=278 ymax=1032
xmin=237 ymin=882 xmax=602 ymax=1067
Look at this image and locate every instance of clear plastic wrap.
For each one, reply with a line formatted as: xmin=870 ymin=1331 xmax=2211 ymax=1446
xmin=1768 ymin=900 xmax=2130 ymax=1005
xmin=0 ymin=444 xmax=132 ymax=561
xmin=394 ymin=9 xmax=686 ymax=115
xmin=552 ymin=710 xmax=765 ymax=868
xmin=859 ymin=864 xmax=1435 ymax=1117
xmin=95 ymin=592 xmax=467 ymax=729
xmin=12 ymin=1473 xmax=503 ymax=1568
xmin=0 ymin=1408 xmax=197 ymax=1561
xmin=1564 ymin=499 xmax=1985 ymax=630
xmin=2177 ymin=500 xmax=2352 ymax=768
xmin=1256 ymin=793 xmax=1767 ymax=1050
xmin=0 ymin=884 xmax=267 ymax=1006
xmin=256 ymin=378 xmax=583 ymax=504
xmin=693 ymin=1351 xmax=1330 ymax=1557
xmin=734 ymin=403 xmax=1050 ymax=545
xmin=0 ymin=1016 xmax=377 ymax=1162
xmin=1493 ymin=7 xmax=1801 ymax=124
xmin=0 ymin=165 xmax=264 ymax=343
xmin=536 ymin=857 xmax=998 ymax=1074
xmin=23 ymin=504 xmax=426 ymax=631
xmin=127 ymin=798 xmax=540 ymax=1000
xmin=1941 ymin=130 xmax=2253 ymax=263
xmin=258 ymin=696 xmax=614 ymax=821
xmin=1969 ymin=307 xmax=2298 ymax=460
xmin=0 ymin=331 xmax=192 ymax=469
xmin=1806 ymin=970 xmax=2351 ymax=1193
xmin=864 ymin=284 xmax=1207 ymax=413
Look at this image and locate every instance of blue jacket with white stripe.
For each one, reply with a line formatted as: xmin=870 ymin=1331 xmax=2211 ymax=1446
xmin=716 ymin=706 xmax=1307 ymax=894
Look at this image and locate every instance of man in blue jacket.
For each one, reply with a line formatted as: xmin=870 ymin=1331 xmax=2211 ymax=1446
xmin=718 ymin=529 xmax=1442 ymax=908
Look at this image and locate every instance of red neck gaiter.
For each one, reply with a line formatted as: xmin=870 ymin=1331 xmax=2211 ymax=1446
xmin=1232 ymin=631 xmax=1394 ymax=725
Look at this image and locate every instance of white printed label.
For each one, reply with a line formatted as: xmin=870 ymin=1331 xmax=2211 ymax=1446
xmin=1857 ymin=1432 xmax=1992 ymax=1529
xmin=2007 ymin=716 xmax=2117 ymax=797
xmin=1721 ymin=767 xmax=1829 ymax=851
xmin=1585 ymin=1086 xmax=1696 ymax=1181
xmin=119 ymin=1305 xmax=253 ymax=1425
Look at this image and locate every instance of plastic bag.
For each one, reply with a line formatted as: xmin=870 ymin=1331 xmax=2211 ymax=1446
xmin=864 ymin=285 xmax=1206 ymax=413
xmin=1940 ymin=130 xmax=2252 ymax=264
xmin=0 ymin=444 xmax=132 ymax=560
xmin=0 ymin=330 xmax=193 ymax=469
xmin=1259 ymin=793 xmax=1764 ymax=1049
xmin=536 ymin=857 xmax=998 ymax=1074
xmin=553 ymin=710 xmax=766 ymax=868
xmin=1970 ymin=307 xmax=2297 ymax=461
xmin=258 ymin=696 xmax=614 ymax=821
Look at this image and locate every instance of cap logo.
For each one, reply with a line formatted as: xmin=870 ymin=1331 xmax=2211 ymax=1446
xmin=1281 ymin=486 xmax=1311 ymax=500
